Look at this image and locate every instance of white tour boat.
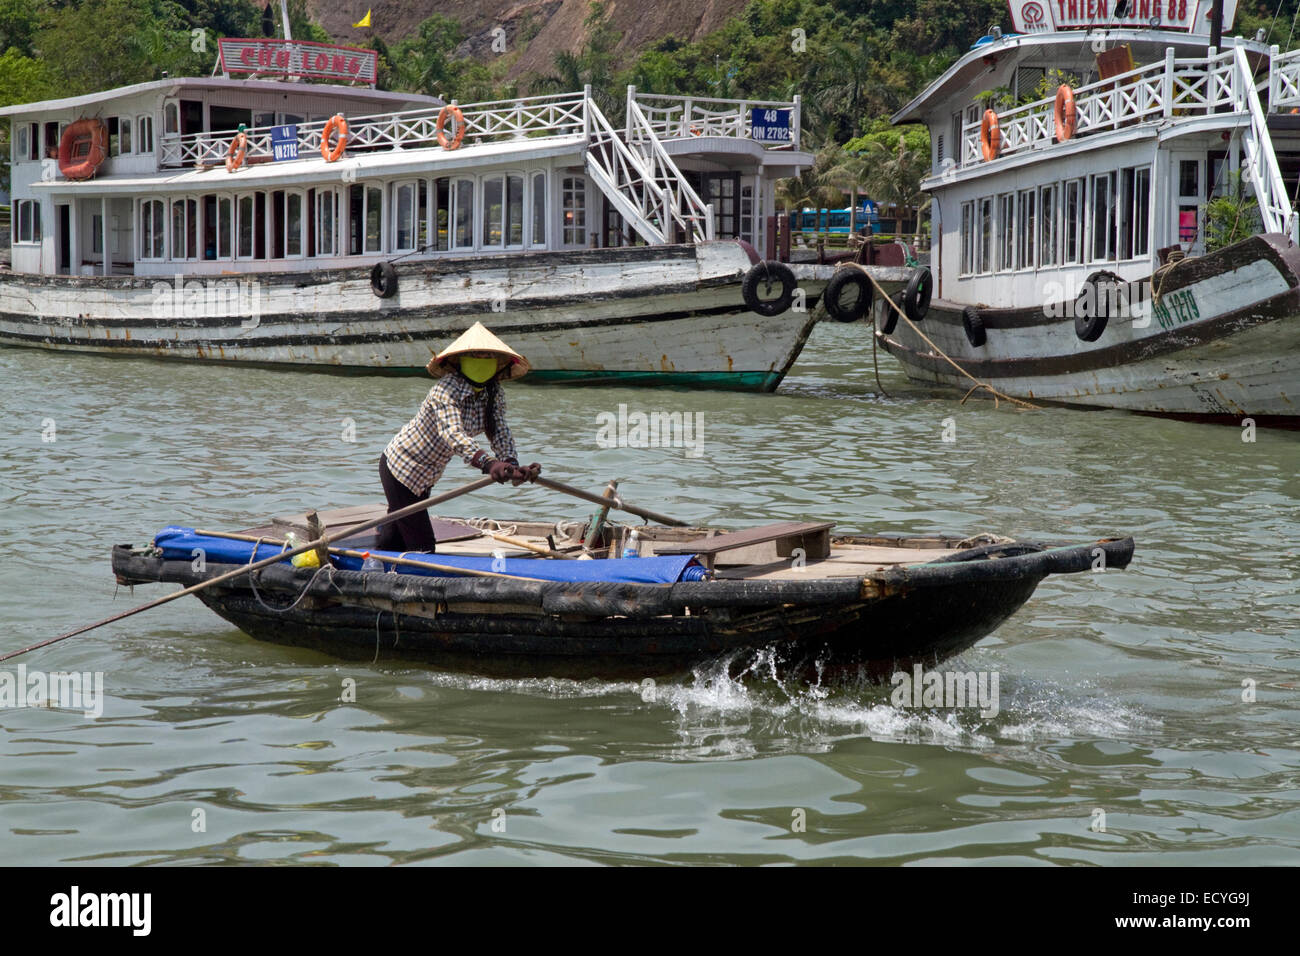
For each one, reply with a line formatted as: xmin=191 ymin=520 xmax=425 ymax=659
xmin=0 ymin=34 xmax=863 ymax=390
xmin=882 ymin=0 xmax=1300 ymax=418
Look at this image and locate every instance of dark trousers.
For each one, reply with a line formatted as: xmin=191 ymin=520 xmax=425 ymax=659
xmin=376 ymin=454 xmax=437 ymax=553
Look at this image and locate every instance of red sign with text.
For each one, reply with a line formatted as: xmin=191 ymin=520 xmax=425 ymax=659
xmin=218 ymin=38 xmax=378 ymax=86
xmin=1007 ymin=0 xmax=1238 ymax=33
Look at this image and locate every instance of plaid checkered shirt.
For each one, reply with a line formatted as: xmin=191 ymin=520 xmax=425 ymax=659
xmin=383 ymin=373 xmax=518 ymax=495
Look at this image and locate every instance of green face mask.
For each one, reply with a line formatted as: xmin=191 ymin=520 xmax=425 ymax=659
xmin=459 ymin=355 xmax=498 ymax=384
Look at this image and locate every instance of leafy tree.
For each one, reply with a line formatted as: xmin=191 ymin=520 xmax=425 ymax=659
xmin=1206 ymin=173 xmax=1261 ymax=250
xmin=0 ymin=48 xmax=57 ymax=191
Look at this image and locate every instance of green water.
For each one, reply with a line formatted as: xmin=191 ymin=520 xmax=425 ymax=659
xmin=1 ymin=323 xmax=1297 ymax=865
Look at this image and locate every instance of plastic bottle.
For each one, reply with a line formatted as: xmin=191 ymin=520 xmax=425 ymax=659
xmin=285 ymin=532 xmax=321 ymax=569
xmin=621 ymin=528 xmax=641 ymax=559
xmin=361 ymin=552 xmax=384 ymax=572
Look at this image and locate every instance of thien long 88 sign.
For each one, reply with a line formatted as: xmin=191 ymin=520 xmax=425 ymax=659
xmin=218 ymin=38 xmax=378 ymax=86
xmin=1007 ymin=0 xmax=1238 ymax=33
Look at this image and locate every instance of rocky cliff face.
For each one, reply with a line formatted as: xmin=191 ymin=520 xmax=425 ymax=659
xmin=311 ymin=0 xmax=750 ymax=79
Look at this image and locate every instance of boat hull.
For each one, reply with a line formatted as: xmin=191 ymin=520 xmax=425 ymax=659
xmin=111 ymin=537 xmax=1135 ymax=681
xmin=0 ymin=241 xmax=824 ymax=392
xmin=880 ymin=233 xmax=1300 ymax=417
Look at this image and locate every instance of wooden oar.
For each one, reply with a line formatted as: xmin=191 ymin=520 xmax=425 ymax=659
xmin=532 ymin=476 xmax=689 ymax=527
xmin=0 ymin=476 xmax=496 ymax=664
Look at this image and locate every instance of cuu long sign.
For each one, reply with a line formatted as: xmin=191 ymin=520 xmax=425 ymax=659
xmin=218 ymin=38 xmax=378 ymax=86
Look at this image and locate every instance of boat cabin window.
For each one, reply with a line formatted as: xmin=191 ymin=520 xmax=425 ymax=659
xmin=138 ymin=115 xmax=154 ymax=154
xmin=365 ymin=185 xmax=383 ymax=253
xmin=139 ymin=199 xmax=165 ymax=259
xmin=532 ymin=172 xmax=547 ymax=246
xmin=14 ymin=123 xmax=38 ymax=162
xmin=164 ymin=102 xmax=179 ymax=136
xmin=392 ymin=181 xmax=419 ymax=252
xmin=434 ymin=177 xmax=450 ymax=251
xmin=1119 ymin=166 xmax=1151 ymax=259
xmin=44 ymin=122 xmax=59 ymax=158
xmin=1089 ymin=171 xmax=1116 ymax=262
xmin=14 ymin=200 xmax=41 ymax=243
xmin=740 ymin=183 xmax=755 ymax=245
xmin=977 ymin=196 xmax=992 ymax=272
xmin=1039 ymin=184 xmax=1058 ymax=267
xmin=453 ymin=177 xmax=475 ymax=250
xmin=562 ymin=175 xmax=587 ymax=246
xmin=997 ymin=193 xmax=1014 ymax=271
xmin=1063 ymin=178 xmax=1084 ymax=265
xmin=960 ymin=201 xmax=974 ymax=275
xmin=1017 ymin=188 xmax=1036 ymax=270
xmin=237 ymin=195 xmax=255 ymax=258
xmin=481 ymin=173 xmax=525 ymax=249
xmin=171 ymin=198 xmax=198 ymax=260
xmin=216 ymin=196 xmax=232 ymax=258
xmin=315 ymin=188 xmax=338 ymax=256
xmin=107 ymin=117 xmax=132 ymax=156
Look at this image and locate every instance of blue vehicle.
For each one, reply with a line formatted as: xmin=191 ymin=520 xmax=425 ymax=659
xmin=789 ymin=202 xmax=879 ymax=234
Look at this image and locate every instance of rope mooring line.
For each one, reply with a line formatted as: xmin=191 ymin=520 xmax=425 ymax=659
xmin=849 ymin=264 xmax=1042 ymax=411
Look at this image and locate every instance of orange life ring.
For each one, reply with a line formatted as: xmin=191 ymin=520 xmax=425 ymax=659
xmin=225 ymin=131 xmax=248 ymax=172
xmin=321 ymin=114 xmax=348 ymax=162
xmin=436 ymin=105 xmax=466 ymax=150
xmin=57 ymin=119 xmax=108 ymax=181
xmin=979 ymin=109 xmax=1001 ymax=161
xmin=1054 ymin=84 xmax=1077 ymax=142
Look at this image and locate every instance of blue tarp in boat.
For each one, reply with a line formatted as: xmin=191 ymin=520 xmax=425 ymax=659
xmin=153 ymin=527 xmax=708 ymax=584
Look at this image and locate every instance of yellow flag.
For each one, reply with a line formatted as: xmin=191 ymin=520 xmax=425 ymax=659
xmin=353 ymin=9 xmax=371 ymax=28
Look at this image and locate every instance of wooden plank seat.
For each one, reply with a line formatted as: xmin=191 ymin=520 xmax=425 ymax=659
xmin=655 ymin=521 xmax=834 ymax=569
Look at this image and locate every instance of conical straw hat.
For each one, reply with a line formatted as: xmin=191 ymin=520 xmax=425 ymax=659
xmin=425 ymin=322 xmax=530 ymax=380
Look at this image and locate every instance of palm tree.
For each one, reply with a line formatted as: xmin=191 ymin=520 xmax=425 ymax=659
xmin=865 ymin=137 xmax=931 ymax=245
xmin=816 ymin=143 xmax=882 ymax=235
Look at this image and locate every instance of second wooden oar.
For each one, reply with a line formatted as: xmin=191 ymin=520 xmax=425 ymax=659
xmin=0 ymin=476 xmax=497 ymax=664
xmin=532 ymin=476 xmax=689 ymax=527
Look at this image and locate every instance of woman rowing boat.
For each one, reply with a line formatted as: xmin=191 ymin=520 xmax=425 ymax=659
xmin=378 ymin=322 xmax=542 ymax=552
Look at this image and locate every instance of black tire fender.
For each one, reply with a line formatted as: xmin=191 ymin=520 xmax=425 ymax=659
xmin=823 ymin=268 xmax=873 ymax=322
xmin=1074 ymin=270 xmax=1119 ymax=342
xmin=371 ymin=261 xmax=398 ymax=299
xmin=903 ymin=266 xmax=932 ymax=321
xmin=741 ymin=261 xmax=796 ymax=317
xmin=878 ymin=299 xmax=900 ymax=335
xmin=962 ymin=305 xmax=986 ymax=347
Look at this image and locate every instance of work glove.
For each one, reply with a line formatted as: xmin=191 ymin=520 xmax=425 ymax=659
xmin=485 ymin=459 xmax=514 ymax=483
xmin=517 ymin=462 xmax=541 ymax=484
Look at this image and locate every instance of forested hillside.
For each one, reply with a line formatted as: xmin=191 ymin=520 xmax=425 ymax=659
xmin=3 ymin=1 xmax=1298 ymax=197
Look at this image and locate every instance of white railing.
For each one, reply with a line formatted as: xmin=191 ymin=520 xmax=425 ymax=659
xmin=1235 ymin=46 xmax=1294 ymax=238
xmin=961 ymin=48 xmax=1243 ymax=166
xmin=624 ymin=96 xmax=713 ymax=242
xmin=160 ymin=91 xmax=588 ymax=168
xmin=584 ymin=96 xmax=682 ymax=244
xmin=628 ymin=90 xmax=801 ymax=150
xmin=157 ymin=86 xmax=734 ymax=246
xmin=1269 ymin=45 xmax=1300 ymax=109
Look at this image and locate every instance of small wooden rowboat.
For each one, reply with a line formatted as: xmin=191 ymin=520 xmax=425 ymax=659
xmin=111 ymin=504 xmax=1135 ymax=680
